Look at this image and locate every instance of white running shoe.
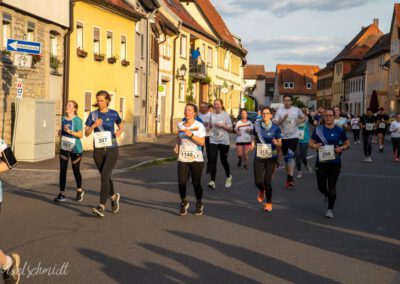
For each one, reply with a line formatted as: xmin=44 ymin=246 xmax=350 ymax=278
xmin=225 ymin=175 xmax=232 ymax=188
xmin=207 ymin=181 xmax=216 ymax=189
xmin=364 ymin=157 xmax=369 ymax=162
xmin=325 ymin=209 xmax=334 ymax=218
xmin=368 ymin=156 xmax=372 ymax=162
xmin=307 ymin=165 xmax=313 ymax=173
xmin=297 ymin=171 xmax=302 ymax=178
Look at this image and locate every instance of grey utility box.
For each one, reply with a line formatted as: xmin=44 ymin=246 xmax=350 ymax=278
xmin=14 ymin=99 xmax=56 ymax=162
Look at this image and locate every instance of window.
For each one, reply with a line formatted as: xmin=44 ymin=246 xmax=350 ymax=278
xmin=84 ymin=92 xmax=92 ymax=112
xmin=202 ymin=44 xmax=206 ymax=59
xmin=207 ymin=47 xmax=213 ymax=66
xmin=284 ymin=82 xmax=294 ymax=89
xmin=93 ymin=27 xmax=100 ymax=54
xmin=76 ymin=21 xmax=84 ymax=49
xmin=119 ymin=97 xmax=125 ymax=121
xmin=231 ymin=54 xmax=240 ymax=75
xmin=306 ymin=82 xmax=312 ymax=89
xmin=121 ymin=35 xmax=127 ymax=61
xmin=140 ymin=34 xmax=144 ymax=58
xmin=50 ymin=32 xmax=58 ymax=57
xmin=27 ymin=21 xmax=35 ymax=41
xmin=134 ymin=70 xmax=139 ymax=97
xmin=180 ymin=35 xmax=187 ymax=58
xmin=2 ymin=13 xmax=12 ymax=49
xmin=106 ymin=31 xmax=113 ymax=58
xmin=179 ymin=82 xmax=185 ymax=101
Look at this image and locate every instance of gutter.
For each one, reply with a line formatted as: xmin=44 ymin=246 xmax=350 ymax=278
xmin=170 ymin=21 xmax=182 ymax=133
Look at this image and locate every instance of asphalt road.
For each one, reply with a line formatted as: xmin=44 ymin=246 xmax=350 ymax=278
xmin=0 ymin=139 xmax=399 ymax=283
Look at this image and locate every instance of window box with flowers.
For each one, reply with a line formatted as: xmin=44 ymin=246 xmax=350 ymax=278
xmin=50 ymin=55 xmax=63 ymax=75
xmin=94 ymin=53 xmax=105 ymax=62
xmin=121 ymin=59 xmax=130 ymax=67
xmin=32 ymin=54 xmax=42 ymax=68
xmin=107 ymin=55 xmax=117 ymax=64
xmin=77 ymin=48 xmax=88 ymax=58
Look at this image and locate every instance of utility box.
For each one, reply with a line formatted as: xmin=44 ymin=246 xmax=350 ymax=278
xmin=14 ymin=99 xmax=56 ymax=162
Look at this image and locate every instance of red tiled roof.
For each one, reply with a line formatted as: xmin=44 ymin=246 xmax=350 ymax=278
xmin=364 ymin=33 xmax=390 ymax=59
xmin=244 ymin=65 xmax=265 ymax=79
xmin=196 ymin=0 xmax=247 ymax=56
xmin=93 ymin=0 xmax=146 ymax=19
xmin=265 ymin=72 xmax=275 ymax=84
xmin=343 ymin=60 xmax=367 ymax=79
xmin=276 ymin=64 xmax=320 ymax=95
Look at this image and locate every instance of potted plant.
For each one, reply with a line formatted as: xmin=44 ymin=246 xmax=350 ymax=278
xmin=107 ymin=55 xmax=118 ymax=64
xmin=94 ymin=53 xmax=105 ymax=62
xmin=32 ymin=54 xmax=42 ymax=67
xmin=121 ymin=59 xmax=130 ymax=66
xmin=50 ymin=55 xmax=62 ymax=73
xmin=76 ymin=47 xmax=88 ymax=58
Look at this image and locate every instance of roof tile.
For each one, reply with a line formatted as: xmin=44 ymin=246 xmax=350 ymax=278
xmin=276 ymin=64 xmax=320 ymax=95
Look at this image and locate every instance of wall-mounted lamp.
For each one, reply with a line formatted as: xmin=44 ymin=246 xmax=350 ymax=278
xmin=176 ymin=64 xmax=187 ymax=80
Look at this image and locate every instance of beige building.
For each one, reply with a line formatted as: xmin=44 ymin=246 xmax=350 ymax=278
xmin=388 ymin=4 xmax=400 ymax=113
xmin=316 ymin=63 xmax=334 ymax=108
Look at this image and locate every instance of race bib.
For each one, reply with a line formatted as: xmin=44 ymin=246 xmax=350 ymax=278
xmin=0 ymin=139 xmax=7 ymax=152
xmin=257 ymin=143 xmax=272 ymax=159
xmin=298 ymin=129 xmax=305 ymax=140
xmin=179 ymin=145 xmax=199 ymax=162
xmin=94 ymin=131 xmax=112 ymax=148
xmin=365 ymin=123 xmax=374 ymax=131
xmin=318 ymin=145 xmax=335 ymax=162
xmin=379 ymin=123 xmax=386 ymax=129
xmin=61 ymin=136 xmax=76 ymax=151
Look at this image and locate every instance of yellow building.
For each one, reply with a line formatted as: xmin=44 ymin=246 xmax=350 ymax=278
xmin=389 ymin=4 xmax=400 ymax=113
xmin=69 ymin=0 xmax=144 ymax=149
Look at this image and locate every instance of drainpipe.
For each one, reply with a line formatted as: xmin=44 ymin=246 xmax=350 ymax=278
xmin=169 ymin=21 xmax=182 ymax=133
xmin=63 ymin=0 xmax=74 ymax=114
xmin=155 ymin=28 xmax=168 ymax=137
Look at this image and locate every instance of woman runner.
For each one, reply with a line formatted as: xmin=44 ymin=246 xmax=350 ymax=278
xmin=234 ymin=109 xmax=253 ymax=170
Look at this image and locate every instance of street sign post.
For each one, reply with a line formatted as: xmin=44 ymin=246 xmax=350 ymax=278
xmin=6 ymin=39 xmax=41 ymax=55
xmin=16 ymin=79 xmax=23 ymax=99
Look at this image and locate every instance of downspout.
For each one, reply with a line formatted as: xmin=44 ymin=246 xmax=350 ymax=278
xmin=155 ymin=28 xmax=167 ymax=137
xmin=145 ymin=9 xmax=158 ymax=136
xmin=63 ymin=0 xmax=74 ymax=114
xmin=169 ymin=21 xmax=182 ymax=133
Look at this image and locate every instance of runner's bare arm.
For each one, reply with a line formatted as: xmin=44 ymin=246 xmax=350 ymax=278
xmin=115 ymin=123 xmax=124 ymax=138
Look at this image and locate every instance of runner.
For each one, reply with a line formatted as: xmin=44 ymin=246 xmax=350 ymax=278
xmin=296 ymin=108 xmax=312 ymax=178
xmin=85 ymin=90 xmax=124 ymax=217
xmin=54 ymin=100 xmax=84 ymax=202
xmin=389 ymin=113 xmax=400 ymax=163
xmin=208 ymin=99 xmax=233 ymax=189
xmin=0 ymin=250 xmax=19 ymax=284
xmin=234 ymin=109 xmax=253 ymax=170
xmin=174 ymin=103 xmax=206 ymax=216
xmin=309 ymin=108 xmax=350 ymax=218
xmin=198 ymin=102 xmax=211 ymax=173
xmin=333 ymin=106 xmax=348 ymax=130
xmin=376 ymin=108 xmax=390 ymax=153
xmin=360 ymin=108 xmax=377 ymax=162
xmin=250 ymin=106 xmax=282 ymax=212
xmin=350 ymin=113 xmax=361 ymax=144
xmin=273 ymin=95 xmax=305 ymax=188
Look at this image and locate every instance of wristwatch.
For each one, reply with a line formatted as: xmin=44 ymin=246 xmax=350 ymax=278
xmin=190 ymin=133 xmax=194 ymax=138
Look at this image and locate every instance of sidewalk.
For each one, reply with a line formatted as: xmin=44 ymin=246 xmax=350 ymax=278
xmin=1 ymin=134 xmax=177 ymax=190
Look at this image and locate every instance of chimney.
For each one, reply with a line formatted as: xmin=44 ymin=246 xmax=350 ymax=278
xmin=373 ymin=18 xmax=379 ymax=28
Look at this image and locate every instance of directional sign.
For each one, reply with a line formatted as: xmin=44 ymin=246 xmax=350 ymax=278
xmin=7 ymin=39 xmax=41 ymax=55
xmin=14 ymin=53 xmax=33 ymax=68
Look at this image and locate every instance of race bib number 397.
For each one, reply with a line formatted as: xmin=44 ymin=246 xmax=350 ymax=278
xmin=94 ymin=131 xmax=112 ymax=148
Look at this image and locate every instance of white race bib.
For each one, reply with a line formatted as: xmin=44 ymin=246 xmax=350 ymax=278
xmin=61 ymin=136 xmax=76 ymax=151
xmin=298 ymin=129 xmax=305 ymax=140
xmin=379 ymin=123 xmax=386 ymax=129
xmin=179 ymin=145 xmax=199 ymax=162
xmin=94 ymin=131 xmax=112 ymax=148
xmin=365 ymin=123 xmax=374 ymax=131
xmin=256 ymin=143 xmax=272 ymax=159
xmin=318 ymin=145 xmax=335 ymax=162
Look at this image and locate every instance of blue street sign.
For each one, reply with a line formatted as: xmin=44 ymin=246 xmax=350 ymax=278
xmin=6 ymin=39 xmax=41 ymax=55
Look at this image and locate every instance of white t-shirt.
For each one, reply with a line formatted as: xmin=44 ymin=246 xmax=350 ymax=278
xmin=210 ymin=111 xmax=232 ymax=145
xmin=350 ymin=118 xmax=360 ymax=130
xmin=235 ymin=120 xmax=253 ymax=143
xmin=177 ymin=120 xmax=206 ymax=162
xmin=198 ymin=112 xmax=211 ymax=136
xmin=389 ymin=121 xmax=400 ymax=138
xmin=273 ymin=106 xmax=304 ymax=139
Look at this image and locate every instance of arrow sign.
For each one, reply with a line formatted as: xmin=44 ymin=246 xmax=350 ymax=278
xmin=6 ymin=39 xmax=41 ymax=55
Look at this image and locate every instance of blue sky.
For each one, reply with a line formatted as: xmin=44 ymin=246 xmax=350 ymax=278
xmin=212 ymin=0 xmax=396 ymax=71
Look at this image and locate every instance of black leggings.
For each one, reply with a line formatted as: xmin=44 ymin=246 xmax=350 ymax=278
xmin=93 ymin=148 xmax=119 ymax=205
xmin=295 ymin=143 xmax=308 ymax=171
xmin=209 ymin=143 xmax=230 ymax=181
xmin=59 ymin=150 xmax=82 ymax=191
xmin=205 ymin=136 xmax=211 ymax=164
xmin=254 ymin=158 xmax=278 ymax=202
xmin=178 ymin=161 xmax=204 ymax=202
xmin=352 ymin=129 xmax=360 ymax=142
xmin=362 ymin=132 xmax=373 ymax=156
xmin=315 ymin=162 xmax=341 ymax=210
xmin=392 ymin=138 xmax=400 ymax=158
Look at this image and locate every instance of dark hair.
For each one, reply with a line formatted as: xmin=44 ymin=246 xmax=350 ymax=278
xmin=200 ymin=102 xmax=209 ymax=109
xmin=379 ymin=107 xmax=384 ymax=111
xmin=185 ymin=103 xmax=198 ymax=113
xmin=240 ymin=108 xmax=248 ymax=114
xmin=93 ymin=90 xmax=111 ymax=107
xmin=319 ymin=108 xmax=334 ymax=125
xmin=283 ymin=94 xmax=292 ymax=101
xmin=367 ymin=108 xmax=372 ymax=112
xmin=67 ymin=100 xmax=78 ymax=115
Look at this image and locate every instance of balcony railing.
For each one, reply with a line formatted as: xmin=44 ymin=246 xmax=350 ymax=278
xmin=189 ymin=58 xmax=206 ymax=81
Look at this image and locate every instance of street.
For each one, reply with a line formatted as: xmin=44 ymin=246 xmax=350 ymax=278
xmin=0 ymin=139 xmax=399 ymax=283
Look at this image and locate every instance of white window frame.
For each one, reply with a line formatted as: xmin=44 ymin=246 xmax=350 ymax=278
xmin=50 ymin=32 xmax=58 ymax=57
xmin=134 ymin=70 xmax=139 ymax=97
xmin=27 ymin=21 xmax=35 ymax=42
xmin=76 ymin=20 xmax=84 ymax=50
xmin=120 ymin=34 xmax=127 ymax=61
xmin=179 ymin=82 xmax=186 ymax=102
xmin=207 ymin=46 xmax=213 ymax=67
xmin=119 ymin=97 xmax=125 ymax=121
xmin=106 ymin=30 xmax=113 ymax=58
xmin=306 ymin=82 xmax=312 ymax=89
xmin=93 ymin=26 xmax=101 ymax=55
xmin=180 ymin=35 xmax=187 ymax=58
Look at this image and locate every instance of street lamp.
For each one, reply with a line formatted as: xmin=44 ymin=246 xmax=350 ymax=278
xmin=176 ymin=64 xmax=187 ymax=80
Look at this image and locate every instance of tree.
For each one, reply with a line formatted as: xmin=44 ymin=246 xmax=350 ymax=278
xmin=185 ymin=76 xmax=196 ymax=104
xmin=292 ymin=96 xmax=306 ymax=108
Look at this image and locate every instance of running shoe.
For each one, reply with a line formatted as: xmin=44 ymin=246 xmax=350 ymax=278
xmin=179 ymin=201 xmax=189 ymax=216
xmin=76 ymin=190 xmax=85 ymax=202
xmin=225 ymin=175 xmax=232 ymax=188
xmin=111 ymin=193 xmax=120 ymax=213
xmin=297 ymin=171 xmax=302 ymax=178
xmin=243 ymin=165 xmax=248 ymax=170
xmin=396 ymin=158 xmax=399 ymax=163
xmin=54 ymin=193 xmax=66 ymax=202
xmin=263 ymin=202 xmax=273 ymax=212
xmin=368 ymin=156 xmax=372 ymax=162
xmin=364 ymin=157 xmax=369 ymax=162
xmin=91 ymin=206 xmax=105 ymax=217
xmin=3 ymin=253 xmax=20 ymax=284
xmin=257 ymin=191 xmax=264 ymax=203
xmin=207 ymin=181 xmax=216 ymax=189
xmin=325 ymin=209 xmax=334 ymax=219
xmin=194 ymin=202 xmax=204 ymax=216
xmin=288 ymin=180 xmax=295 ymax=188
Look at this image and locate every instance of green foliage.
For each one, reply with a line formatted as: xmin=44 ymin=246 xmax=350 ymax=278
xmin=50 ymin=55 xmax=62 ymax=71
xmin=185 ymin=76 xmax=196 ymax=104
xmin=244 ymin=95 xmax=255 ymax=111
xmin=292 ymin=96 xmax=306 ymax=108
xmin=201 ymin=76 xmax=211 ymax=85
